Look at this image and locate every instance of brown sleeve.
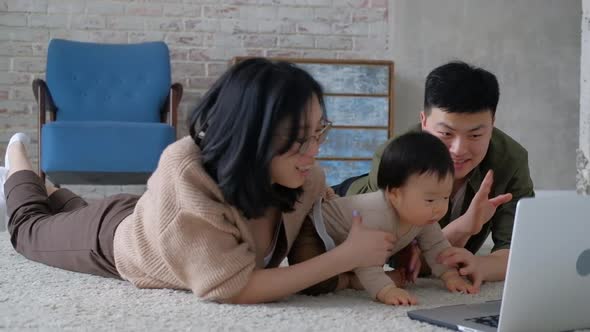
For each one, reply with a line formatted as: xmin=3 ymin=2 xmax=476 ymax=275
xmin=286 ymin=163 xmax=340 ymax=296
xmin=155 ymin=161 xmax=259 ymax=301
xmin=159 ymin=210 xmax=257 ymax=301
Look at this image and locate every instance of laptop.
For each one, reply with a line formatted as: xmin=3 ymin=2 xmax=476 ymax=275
xmin=408 ymin=195 xmax=590 ymax=332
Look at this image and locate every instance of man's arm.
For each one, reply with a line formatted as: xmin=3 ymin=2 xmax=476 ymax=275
xmin=393 ymin=166 xmax=530 ymax=282
xmin=441 ymin=214 xmax=475 ymax=248
xmin=478 ymin=249 xmax=509 ymax=281
xmin=442 ymin=170 xmax=513 ymax=248
xmin=437 ymin=247 xmax=508 ymax=288
xmin=442 ymin=156 xmax=534 ymax=282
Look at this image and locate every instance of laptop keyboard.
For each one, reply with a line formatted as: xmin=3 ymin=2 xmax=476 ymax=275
xmin=466 ymin=314 xmax=500 ymax=328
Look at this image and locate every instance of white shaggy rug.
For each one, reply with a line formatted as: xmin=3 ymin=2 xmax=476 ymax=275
xmin=0 ymin=231 xmax=505 ymax=331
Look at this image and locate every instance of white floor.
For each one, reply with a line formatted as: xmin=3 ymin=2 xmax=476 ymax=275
xmin=0 ymin=231 xmax=505 ymax=331
xmin=0 ymin=190 xmax=581 ymax=331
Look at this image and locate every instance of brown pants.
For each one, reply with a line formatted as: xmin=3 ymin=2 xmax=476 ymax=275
xmin=5 ymin=170 xmax=139 ymax=279
xmin=288 ymin=216 xmax=339 ymax=295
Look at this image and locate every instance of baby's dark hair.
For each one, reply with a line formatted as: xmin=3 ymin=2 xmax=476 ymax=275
xmin=377 ymin=132 xmax=454 ymax=190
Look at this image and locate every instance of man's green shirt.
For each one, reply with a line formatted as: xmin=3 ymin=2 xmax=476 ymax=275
xmin=346 ymin=126 xmax=535 ymax=254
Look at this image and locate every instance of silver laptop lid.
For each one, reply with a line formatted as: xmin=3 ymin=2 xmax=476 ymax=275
xmin=498 ymin=195 xmax=590 ymax=332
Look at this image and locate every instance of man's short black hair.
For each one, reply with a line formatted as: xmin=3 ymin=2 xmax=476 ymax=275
xmin=377 ymin=132 xmax=454 ymax=190
xmin=424 ymin=61 xmax=499 ymax=117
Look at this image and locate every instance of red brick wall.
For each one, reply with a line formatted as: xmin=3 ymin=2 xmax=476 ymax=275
xmin=0 ymin=0 xmax=391 ymax=196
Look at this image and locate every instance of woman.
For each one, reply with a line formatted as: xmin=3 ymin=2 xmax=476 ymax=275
xmin=1 ymin=58 xmax=395 ymax=304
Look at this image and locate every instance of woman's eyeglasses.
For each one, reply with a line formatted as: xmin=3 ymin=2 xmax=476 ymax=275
xmin=293 ymin=120 xmax=332 ymax=155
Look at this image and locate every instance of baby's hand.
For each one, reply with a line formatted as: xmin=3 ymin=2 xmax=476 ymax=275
xmin=376 ymin=284 xmax=418 ymax=306
xmin=441 ymin=271 xmax=479 ymax=294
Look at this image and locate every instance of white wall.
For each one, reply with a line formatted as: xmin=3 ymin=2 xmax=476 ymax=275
xmin=579 ymin=0 xmax=590 ymax=194
xmin=389 ymin=0 xmax=581 ymax=190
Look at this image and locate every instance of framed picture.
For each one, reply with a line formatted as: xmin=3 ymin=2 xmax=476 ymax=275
xmin=233 ymin=57 xmax=395 ymax=186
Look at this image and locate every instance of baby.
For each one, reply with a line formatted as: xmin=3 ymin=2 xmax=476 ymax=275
xmin=311 ymin=132 xmax=478 ymax=305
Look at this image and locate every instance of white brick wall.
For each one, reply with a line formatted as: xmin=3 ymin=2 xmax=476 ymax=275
xmin=0 ymin=0 xmax=391 ymax=197
xmin=579 ymin=0 xmax=590 ymax=194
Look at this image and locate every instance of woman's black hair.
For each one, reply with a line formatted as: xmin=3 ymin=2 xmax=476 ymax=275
xmin=189 ymin=58 xmax=325 ymax=219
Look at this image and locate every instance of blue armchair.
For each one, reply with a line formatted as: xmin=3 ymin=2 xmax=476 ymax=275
xmin=33 ymin=39 xmax=182 ymax=185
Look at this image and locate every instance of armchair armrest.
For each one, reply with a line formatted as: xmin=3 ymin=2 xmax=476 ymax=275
xmin=161 ymin=83 xmax=183 ymax=132
xmin=33 ymin=78 xmax=57 ymax=180
xmin=32 ymin=79 xmax=57 ymax=123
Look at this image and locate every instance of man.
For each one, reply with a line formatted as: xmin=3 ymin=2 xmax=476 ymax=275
xmin=337 ymin=61 xmax=534 ymax=288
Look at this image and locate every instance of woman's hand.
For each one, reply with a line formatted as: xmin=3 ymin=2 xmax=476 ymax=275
xmin=340 ymin=211 xmax=395 ymax=268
